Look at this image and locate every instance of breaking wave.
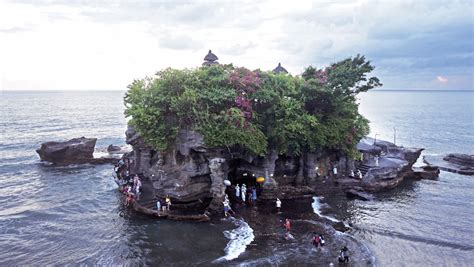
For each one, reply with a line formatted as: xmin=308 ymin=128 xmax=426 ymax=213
xmin=216 ymin=217 xmax=255 ymax=262
xmin=312 ymin=196 xmax=339 ymax=222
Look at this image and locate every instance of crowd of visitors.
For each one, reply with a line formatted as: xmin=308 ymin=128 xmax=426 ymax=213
xmin=113 ymin=159 xmax=142 ymax=206
xmin=114 ymin=162 xmax=351 ymax=263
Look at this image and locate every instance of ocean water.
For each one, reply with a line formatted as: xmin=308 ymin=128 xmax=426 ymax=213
xmin=349 ymin=90 xmax=473 ymax=266
xmin=0 ymin=90 xmax=473 ymax=265
xmin=0 ymin=91 xmax=233 ymax=265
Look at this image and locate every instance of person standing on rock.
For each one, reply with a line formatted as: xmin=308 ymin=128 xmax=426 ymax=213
xmin=156 ymin=199 xmax=161 ymax=211
xmin=135 ymin=177 xmax=142 ymax=198
xmin=125 ymin=193 xmax=134 ymax=207
xmin=246 ymin=187 xmax=252 ymax=205
xmin=251 ymin=187 xmax=257 ymax=203
xmin=375 ymin=156 xmax=379 ymax=167
xmin=235 ymin=184 xmax=240 ymax=199
xmin=241 ymin=184 xmax=247 ymax=204
xmin=276 ymin=198 xmax=282 ymax=212
xmin=133 ymin=174 xmax=139 ymax=187
xmin=165 ymin=196 xmax=171 ymax=211
xmin=223 ymin=197 xmax=234 ymax=217
xmin=333 ymin=166 xmax=338 ymax=177
xmin=223 ymin=199 xmax=230 ymax=217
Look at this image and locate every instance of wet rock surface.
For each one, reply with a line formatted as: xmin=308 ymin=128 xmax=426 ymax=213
xmin=412 ymin=165 xmax=440 ymax=179
xmin=123 ymin=125 xmax=355 ymax=210
xmin=354 ymin=138 xmax=423 ymax=192
xmin=424 ymin=154 xmax=474 ymax=175
xmin=36 ymin=137 xmax=119 ymax=165
xmin=36 ymin=137 xmax=96 ymax=163
xmin=107 ymin=144 xmax=122 ymax=153
xmin=123 ymin=125 xmax=424 ymax=217
xmin=346 ymin=189 xmax=375 ymax=201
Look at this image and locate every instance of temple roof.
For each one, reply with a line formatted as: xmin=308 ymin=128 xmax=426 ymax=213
xmin=204 ymin=50 xmax=218 ymax=62
xmin=272 ymin=62 xmax=288 ymax=74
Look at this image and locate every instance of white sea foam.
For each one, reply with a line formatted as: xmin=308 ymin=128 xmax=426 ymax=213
xmin=216 ymin=217 xmax=255 ymax=262
xmin=312 ymin=196 xmax=339 ymax=222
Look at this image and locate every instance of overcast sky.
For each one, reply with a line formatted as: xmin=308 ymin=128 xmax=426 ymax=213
xmin=0 ymin=0 xmax=472 ymax=91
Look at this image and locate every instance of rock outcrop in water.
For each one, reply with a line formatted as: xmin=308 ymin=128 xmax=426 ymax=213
xmin=361 ymin=146 xmax=423 ymax=191
xmin=36 ymin=137 xmax=118 ymax=165
xmin=107 ymin=144 xmax=122 ymax=153
xmin=37 ymin=137 xmax=96 ymax=162
xmin=424 ymin=153 xmax=474 ymax=175
xmin=337 ymin=137 xmax=423 ymax=192
xmin=124 ymin=125 xmax=354 ymax=215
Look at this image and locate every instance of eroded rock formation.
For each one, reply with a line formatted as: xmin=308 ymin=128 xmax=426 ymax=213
xmin=357 ymin=138 xmax=423 ymax=191
xmin=36 ymin=137 xmax=96 ymax=163
xmin=36 ymin=137 xmax=122 ymax=165
xmin=124 ymin=125 xmax=356 ymax=212
xmin=124 ymin=125 xmax=424 ymax=215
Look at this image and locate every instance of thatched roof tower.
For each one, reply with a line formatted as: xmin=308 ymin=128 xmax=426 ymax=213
xmin=272 ymin=62 xmax=288 ymax=74
xmin=203 ymin=50 xmax=219 ymax=66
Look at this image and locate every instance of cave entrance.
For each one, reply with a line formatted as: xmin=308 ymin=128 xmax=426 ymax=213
xmin=227 ymin=159 xmax=256 ymax=186
xmin=227 ymin=159 xmax=262 ymax=198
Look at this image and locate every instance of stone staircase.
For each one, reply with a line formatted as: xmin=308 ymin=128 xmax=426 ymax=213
xmin=355 ymin=162 xmax=371 ymax=176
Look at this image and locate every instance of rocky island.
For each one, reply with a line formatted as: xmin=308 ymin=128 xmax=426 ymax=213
xmin=112 ymin=52 xmax=400 ymax=263
xmin=33 ymin=51 xmax=434 ymax=264
xmin=121 ymin=52 xmax=384 ymax=215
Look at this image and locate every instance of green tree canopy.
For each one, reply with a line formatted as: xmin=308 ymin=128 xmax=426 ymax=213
xmin=124 ymin=55 xmax=381 ymax=157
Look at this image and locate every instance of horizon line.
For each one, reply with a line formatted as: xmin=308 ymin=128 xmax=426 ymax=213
xmin=2 ymin=88 xmax=473 ymax=92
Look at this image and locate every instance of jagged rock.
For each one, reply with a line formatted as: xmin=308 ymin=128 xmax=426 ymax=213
xmin=123 ymin=126 xmax=423 ymax=215
xmin=206 ymin=158 xmax=227 ymax=214
xmin=277 ymin=185 xmax=315 ymax=199
xmin=125 ymin=125 xmax=142 ymax=146
xmin=359 ymin=141 xmax=423 ymax=191
xmin=444 ymin=153 xmax=474 ymax=166
xmin=424 ymin=154 xmax=474 ymax=175
xmin=412 ymin=165 xmax=440 ymax=179
xmin=107 ymin=144 xmax=122 ymax=153
xmin=346 ymin=189 xmax=375 ymax=201
xmin=36 ymin=137 xmax=96 ymax=163
xmin=176 ymin=130 xmax=207 ymax=155
xmin=332 ymin=221 xmax=350 ymax=232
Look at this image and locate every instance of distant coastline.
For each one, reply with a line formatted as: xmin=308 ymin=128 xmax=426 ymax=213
xmin=2 ymin=89 xmax=473 ymax=92
xmin=371 ymin=89 xmax=474 ymax=92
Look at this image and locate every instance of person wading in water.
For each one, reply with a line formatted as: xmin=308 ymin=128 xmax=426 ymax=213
xmin=276 ymin=198 xmax=282 ymax=212
xmin=284 ymin=218 xmax=291 ymax=232
xmin=338 ymin=246 xmax=349 ymax=263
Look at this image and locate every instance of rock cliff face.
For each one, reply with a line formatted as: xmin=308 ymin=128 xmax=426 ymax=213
xmin=36 ymin=137 xmax=97 ymax=163
xmin=360 ymin=141 xmax=423 ymax=191
xmin=124 ymin=125 xmax=355 ymax=214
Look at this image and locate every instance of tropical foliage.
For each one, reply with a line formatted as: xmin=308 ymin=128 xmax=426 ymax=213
xmin=124 ymin=55 xmax=381 ymax=157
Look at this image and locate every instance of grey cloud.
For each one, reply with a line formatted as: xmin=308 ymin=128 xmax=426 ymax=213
xmin=159 ymin=35 xmax=203 ymax=51
xmin=0 ymin=26 xmax=31 ymax=33
xmin=220 ymin=42 xmax=257 ymax=56
xmin=367 ymin=23 xmax=474 ymax=67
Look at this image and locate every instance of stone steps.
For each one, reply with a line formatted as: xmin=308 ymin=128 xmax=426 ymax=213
xmin=355 ymin=162 xmax=371 ymax=176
